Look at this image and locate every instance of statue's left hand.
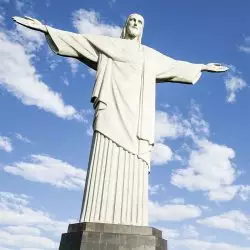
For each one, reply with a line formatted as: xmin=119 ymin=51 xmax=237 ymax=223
xmin=203 ymin=63 xmax=229 ymax=73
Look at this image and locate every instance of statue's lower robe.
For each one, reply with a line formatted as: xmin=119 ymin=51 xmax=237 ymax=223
xmin=80 ymin=132 xmax=149 ymax=226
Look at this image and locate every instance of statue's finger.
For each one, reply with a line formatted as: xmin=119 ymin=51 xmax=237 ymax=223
xmin=24 ymin=16 xmax=35 ymax=20
xmin=12 ymin=16 xmax=22 ymax=22
xmin=12 ymin=16 xmax=27 ymax=24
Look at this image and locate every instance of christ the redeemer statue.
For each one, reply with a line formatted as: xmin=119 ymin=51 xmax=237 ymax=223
xmin=13 ymin=14 xmax=228 ymax=227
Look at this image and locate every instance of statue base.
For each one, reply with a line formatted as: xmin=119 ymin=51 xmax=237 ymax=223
xmin=59 ymin=222 xmax=167 ymax=250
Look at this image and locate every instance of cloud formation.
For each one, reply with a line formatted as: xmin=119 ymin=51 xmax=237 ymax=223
xmin=172 ymin=239 xmax=250 ymax=250
xmin=15 ymin=133 xmax=31 ymax=144
xmin=151 ymin=143 xmax=173 ymax=165
xmin=72 ymin=9 xmax=122 ymax=37
xmin=0 ymin=25 xmax=82 ymax=121
xmin=239 ymin=36 xmax=250 ymax=54
xmin=66 ymin=58 xmax=79 ymax=75
xmin=171 ymin=139 xmax=238 ymax=201
xmin=4 ymin=155 xmax=86 ymax=190
xmin=0 ymin=191 xmax=72 ymax=249
xmin=0 ymin=136 xmax=13 ymax=152
xmin=148 ymin=184 xmax=165 ymax=196
xmin=225 ymin=75 xmax=247 ymax=103
xmin=149 ymin=200 xmax=202 ymax=223
xmin=197 ymin=210 xmax=250 ymax=237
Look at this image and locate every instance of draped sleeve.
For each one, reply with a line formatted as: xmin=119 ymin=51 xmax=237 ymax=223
xmin=154 ymin=50 xmax=203 ymax=84
xmin=45 ymin=26 xmax=99 ymax=70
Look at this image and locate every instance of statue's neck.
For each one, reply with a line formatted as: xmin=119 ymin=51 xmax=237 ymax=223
xmin=123 ymin=36 xmax=141 ymax=49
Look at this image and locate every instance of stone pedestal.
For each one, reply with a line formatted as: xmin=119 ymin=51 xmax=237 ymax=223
xmin=59 ymin=222 xmax=167 ymax=250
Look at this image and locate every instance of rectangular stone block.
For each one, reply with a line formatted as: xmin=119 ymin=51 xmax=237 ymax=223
xmin=59 ymin=222 xmax=167 ymax=250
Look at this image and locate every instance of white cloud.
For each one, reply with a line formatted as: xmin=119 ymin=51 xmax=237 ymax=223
xmin=153 ymin=102 xmax=209 ymax=166
xmin=0 ymin=191 xmax=73 ymax=249
xmin=171 ymin=139 xmax=238 ymax=201
xmin=88 ymin=68 xmax=96 ymax=76
xmin=0 ymin=247 xmax=13 ymax=250
xmin=108 ymin=0 xmax=117 ymax=6
xmin=158 ymin=227 xmax=180 ymax=239
xmin=15 ymin=133 xmax=31 ymax=144
xmin=11 ymin=24 xmax=44 ymax=53
xmin=169 ymin=198 xmax=185 ymax=204
xmin=155 ymin=101 xmax=209 ymax=143
xmin=0 ymin=193 xmax=77 ymax=237
xmin=4 ymin=155 xmax=86 ymax=190
xmin=149 ymin=200 xmax=202 ymax=223
xmin=66 ymin=58 xmax=79 ymax=75
xmin=0 ymin=9 xmax=5 ymax=24
xmin=197 ymin=210 xmax=250 ymax=237
xmin=172 ymin=239 xmax=250 ymax=250
xmin=182 ymin=225 xmax=199 ymax=239
xmin=6 ymin=226 xmax=41 ymax=236
xmin=0 ymin=192 xmax=52 ymax=226
xmin=72 ymin=9 xmax=122 ymax=37
xmin=0 ymin=136 xmax=13 ymax=152
xmin=239 ymin=37 xmax=250 ymax=54
xmin=0 ymin=27 xmax=82 ymax=121
xmin=86 ymin=125 xmax=93 ymax=136
xmin=158 ymin=224 xmax=199 ymax=241
xmin=15 ymin=0 xmax=33 ymax=13
xmin=207 ymin=185 xmax=240 ymax=201
xmin=46 ymin=49 xmax=62 ymax=70
xmin=188 ymin=101 xmax=210 ymax=137
xmin=148 ymin=184 xmax=165 ymax=195
xmin=155 ymin=111 xmax=188 ymax=142
xmin=157 ymin=102 xmax=245 ymax=202
xmin=225 ymin=75 xmax=247 ymax=103
xmin=239 ymin=185 xmax=250 ymax=201
xmin=0 ymin=230 xmax=57 ymax=249
xmin=151 ymin=143 xmax=173 ymax=165
xmin=61 ymin=76 xmax=69 ymax=86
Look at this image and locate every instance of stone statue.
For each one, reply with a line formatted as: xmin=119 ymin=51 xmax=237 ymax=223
xmin=13 ymin=14 xmax=228 ymax=227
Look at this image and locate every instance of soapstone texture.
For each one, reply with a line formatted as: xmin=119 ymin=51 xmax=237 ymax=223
xmin=44 ymin=19 xmax=202 ymax=226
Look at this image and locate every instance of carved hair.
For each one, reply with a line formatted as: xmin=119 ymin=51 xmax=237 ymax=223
xmin=120 ymin=13 xmax=144 ymax=43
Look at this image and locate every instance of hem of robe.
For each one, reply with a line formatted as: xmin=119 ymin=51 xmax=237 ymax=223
xmin=94 ymin=129 xmax=151 ymax=172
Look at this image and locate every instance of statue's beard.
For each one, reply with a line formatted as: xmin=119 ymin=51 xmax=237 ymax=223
xmin=127 ymin=27 xmax=141 ymax=38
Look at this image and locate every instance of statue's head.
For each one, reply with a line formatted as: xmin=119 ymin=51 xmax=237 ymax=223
xmin=121 ymin=13 xmax=144 ymax=43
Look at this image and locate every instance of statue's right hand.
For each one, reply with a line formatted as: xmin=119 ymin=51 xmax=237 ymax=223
xmin=12 ymin=16 xmax=47 ymax=33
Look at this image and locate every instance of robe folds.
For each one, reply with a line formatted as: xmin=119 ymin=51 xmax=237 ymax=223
xmin=46 ymin=26 xmax=202 ymax=166
xmin=45 ymin=27 xmax=203 ymax=225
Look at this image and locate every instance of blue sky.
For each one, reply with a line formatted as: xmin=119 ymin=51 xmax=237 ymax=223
xmin=0 ymin=0 xmax=250 ymax=249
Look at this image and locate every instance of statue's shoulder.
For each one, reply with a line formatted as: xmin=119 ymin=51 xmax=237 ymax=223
xmin=142 ymin=45 xmax=164 ymax=58
xmin=84 ymin=34 xmax=127 ymax=45
xmin=84 ymin=34 xmax=114 ymax=40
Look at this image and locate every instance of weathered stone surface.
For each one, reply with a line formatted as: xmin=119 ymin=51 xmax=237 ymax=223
xmin=59 ymin=222 xmax=167 ymax=250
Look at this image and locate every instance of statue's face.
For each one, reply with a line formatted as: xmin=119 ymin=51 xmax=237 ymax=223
xmin=126 ymin=14 xmax=144 ymax=39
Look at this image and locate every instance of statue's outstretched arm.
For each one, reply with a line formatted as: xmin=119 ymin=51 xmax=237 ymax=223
xmin=12 ymin=16 xmax=47 ymax=33
xmin=12 ymin=16 xmax=99 ymax=68
xmin=155 ymin=51 xmax=229 ymax=84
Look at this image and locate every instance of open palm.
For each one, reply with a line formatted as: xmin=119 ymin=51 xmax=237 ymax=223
xmin=205 ymin=63 xmax=229 ymax=73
